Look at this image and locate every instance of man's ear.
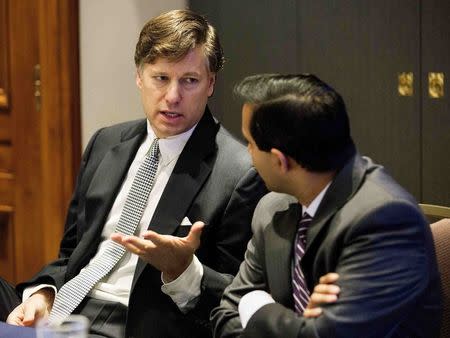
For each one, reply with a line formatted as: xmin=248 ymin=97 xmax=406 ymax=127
xmin=136 ymin=70 xmax=143 ymax=89
xmin=271 ymin=148 xmax=290 ymax=173
xmin=207 ymin=73 xmax=216 ymax=97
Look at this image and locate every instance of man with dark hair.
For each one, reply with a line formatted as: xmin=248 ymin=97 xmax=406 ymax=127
xmin=211 ymin=73 xmax=441 ymax=337
xmin=0 ymin=10 xmax=266 ymax=338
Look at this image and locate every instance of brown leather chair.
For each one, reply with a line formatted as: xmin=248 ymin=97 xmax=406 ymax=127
xmin=420 ymin=204 xmax=450 ymax=338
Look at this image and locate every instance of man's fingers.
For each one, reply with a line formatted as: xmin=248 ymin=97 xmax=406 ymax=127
xmin=142 ymin=221 xmax=204 ymax=245
xmin=22 ymin=305 xmax=36 ymax=326
xmin=319 ymin=272 xmax=339 ymax=284
xmin=112 ymin=234 xmax=155 ymax=254
xmin=313 ymin=284 xmax=340 ymax=295
xmin=303 ymin=307 xmax=322 ymax=318
xmin=141 ymin=230 xmax=167 ymax=245
xmin=6 ymin=309 xmax=24 ymax=326
xmin=186 ymin=221 xmax=204 ymax=244
xmin=310 ymin=292 xmax=338 ymax=304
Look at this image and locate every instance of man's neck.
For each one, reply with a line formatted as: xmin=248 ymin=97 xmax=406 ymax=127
xmin=291 ymin=171 xmax=335 ymax=207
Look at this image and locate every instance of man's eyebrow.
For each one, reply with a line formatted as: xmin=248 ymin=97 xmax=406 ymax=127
xmin=149 ymin=70 xmax=168 ymax=75
xmin=183 ymin=71 xmax=201 ymax=77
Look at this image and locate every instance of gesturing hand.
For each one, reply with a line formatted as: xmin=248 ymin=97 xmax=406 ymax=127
xmin=111 ymin=221 xmax=205 ymax=282
xmin=303 ymin=272 xmax=340 ymax=318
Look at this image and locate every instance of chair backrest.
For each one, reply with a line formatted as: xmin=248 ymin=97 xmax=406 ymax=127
xmin=420 ymin=203 xmax=450 ymax=223
xmin=430 ymin=218 xmax=450 ymax=338
xmin=421 ymin=204 xmax=450 ymax=338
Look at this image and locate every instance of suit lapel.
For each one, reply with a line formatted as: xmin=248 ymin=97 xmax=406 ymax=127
xmin=81 ymin=122 xmax=147 ymax=256
xmin=265 ymin=201 xmax=300 ymax=308
xmin=302 ymin=155 xmax=368 ymax=287
xmin=132 ymin=109 xmax=220 ymax=288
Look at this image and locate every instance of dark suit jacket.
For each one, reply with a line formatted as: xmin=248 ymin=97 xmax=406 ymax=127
xmin=17 ymin=109 xmax=267 ymax=338
xmin=212 ymin=155 xmax=442 ymax=338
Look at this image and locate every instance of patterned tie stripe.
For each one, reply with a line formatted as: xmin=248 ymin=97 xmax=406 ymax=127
xmin=292 ymin=212 xmax=312 ymax=314
xmin=48 ymin=139 xmax=160 ymax=324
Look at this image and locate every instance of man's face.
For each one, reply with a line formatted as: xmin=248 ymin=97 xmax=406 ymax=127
xmin=242 ymin=103 xmax=278 ymax=191
xmin=136 ymin=46 xmax=216 ymax=138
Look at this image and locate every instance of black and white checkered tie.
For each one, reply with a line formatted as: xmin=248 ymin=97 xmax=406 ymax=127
xmin=48 ymin=138 xmax=160 ymax=324
xmin=292 ymin=212 xmax=312 ymax=314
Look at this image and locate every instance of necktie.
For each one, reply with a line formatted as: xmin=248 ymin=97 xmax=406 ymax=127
xmin=292 ymin=212 xmax=312 ymax=314
xmin=49 ymin=139 xmax=160 ymax=324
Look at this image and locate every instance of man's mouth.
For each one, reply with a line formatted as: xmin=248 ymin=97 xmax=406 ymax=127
xmin=161 ymin=111 xmax=182 ymax=118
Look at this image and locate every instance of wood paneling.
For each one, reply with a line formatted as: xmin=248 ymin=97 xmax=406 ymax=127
xmin=0 ymin=0 xmax=9 ymax=110
xmin=8 ymin=0 xmax=42 ymax=281
xmin=0 ymin=144 xmax=12 ymax=170
xmin=0 ymin=206 xmax=15 ymax=284
xmin=0 ymin=172 xmax=14 ymax=204
xmin=38 ymin=0 xmax=81 ymax=263
xmin=0 ymin=0 xmax=81 ymax=283
xmin=0 ymin=114 xmax=11 ymax=143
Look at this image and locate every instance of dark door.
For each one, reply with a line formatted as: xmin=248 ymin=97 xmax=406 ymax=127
xmin=190 ymin=0 xmax=450 ymax=205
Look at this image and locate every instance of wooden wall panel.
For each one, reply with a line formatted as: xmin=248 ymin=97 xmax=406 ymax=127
xmin=38 ymin=0 xmax=81 ymax=263
xmin=8 ymin=0 xmax=42 ymax=282
xmin=0 ymin=173 xmax=13 ymax=204
xmin=0 ymin=0 xmax=9 ymax=110
xmin=0 ymin=0 xmax=80 ymax=283
xmin=0 ymin=114 xmax=11 ymax=144
xmin=0 ymin=207 xmax=14 ymax=283
xmin=0 ymin=145 xmax=12 ymax=170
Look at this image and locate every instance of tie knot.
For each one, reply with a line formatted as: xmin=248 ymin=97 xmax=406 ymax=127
xmin=297 ymin=212 xmax=312 ymax=237
xmin=148 ymin=138 xmax=160 ymax=158
xmin=299 ymin=212 xmax=312 ymax=225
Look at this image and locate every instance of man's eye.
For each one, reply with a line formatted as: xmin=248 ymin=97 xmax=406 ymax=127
xmin=183 ymin=77 xmax=199 ymax=85
xmin=153 ymin=76 xmax=168 ymax=82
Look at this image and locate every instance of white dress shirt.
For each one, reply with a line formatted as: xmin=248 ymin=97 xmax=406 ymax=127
xmin=24 ymin=120 xmax=203 ymax=311
xmin=239 ymin=183 xmax=331 ymax=328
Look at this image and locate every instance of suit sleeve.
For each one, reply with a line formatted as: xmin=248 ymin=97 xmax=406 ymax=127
xmin=188 ymin=167 xmax=267 ymax=329
xmin=213 ymin=201 xmax=438 ymax=338
xmin=304 ymin=202 xmax=439 ymax=338
xmin=16 ymin=129 xmax=103 ymax=293
xmin=210 ymin=195 xmax=286 ymax=338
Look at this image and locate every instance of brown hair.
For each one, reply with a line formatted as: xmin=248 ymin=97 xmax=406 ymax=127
xmin=134 ymin=9 xmax=224 ymax=73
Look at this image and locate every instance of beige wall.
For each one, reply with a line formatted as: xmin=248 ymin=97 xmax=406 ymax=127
xmin=80 ymin=0 xmax=187 ymax=148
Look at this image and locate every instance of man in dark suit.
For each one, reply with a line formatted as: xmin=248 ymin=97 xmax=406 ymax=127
xmin=0 ymin=10 xmax=266 ymax=338
xmin=211 ymin=74 xmax=442 ymax=337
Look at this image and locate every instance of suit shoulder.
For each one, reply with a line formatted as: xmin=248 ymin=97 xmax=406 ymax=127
xmin=96 ymin=119 xmax=145 ymax=137
xmin=352 ymin=163 xmax=421 ymax=215
xmin=339 ymin=164 xmax=427 ymax=232
xmin=252 ymin=192 xmax=298 ymax=232
xmin=87 ymin=119 xmax=146 ymax=146
xmin=215 ymin=126 xmax=252 ymax=169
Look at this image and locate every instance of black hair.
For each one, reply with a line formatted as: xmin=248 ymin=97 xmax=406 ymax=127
xmin=235 ymin=73 xmax=356 ymax=172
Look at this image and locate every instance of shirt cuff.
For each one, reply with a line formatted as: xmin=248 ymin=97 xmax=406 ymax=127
xmin=160 ymin=255 xmax=203 ymax=313
xmin=22 ymin=284 xmax=57 ymax=302
xmin=238 ymin=290 xmax=275 ymax=328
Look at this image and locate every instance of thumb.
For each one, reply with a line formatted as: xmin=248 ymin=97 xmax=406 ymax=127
xmin=186 ymin=221 xmax=205 ymax=246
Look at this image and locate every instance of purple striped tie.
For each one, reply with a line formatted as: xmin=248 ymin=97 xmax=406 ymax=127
xmin=292 ymin=212 xmax=312 ymax=314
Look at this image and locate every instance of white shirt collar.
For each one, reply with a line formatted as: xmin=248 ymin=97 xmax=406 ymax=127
xmin=146 ymin=120 xmax=196 ymax=167
xmin=302 ymin=182 xmax=332 ymax=218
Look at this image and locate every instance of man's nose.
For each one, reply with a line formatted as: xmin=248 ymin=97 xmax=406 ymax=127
xmin=165 ymin=81 xmax=182 ymax=104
